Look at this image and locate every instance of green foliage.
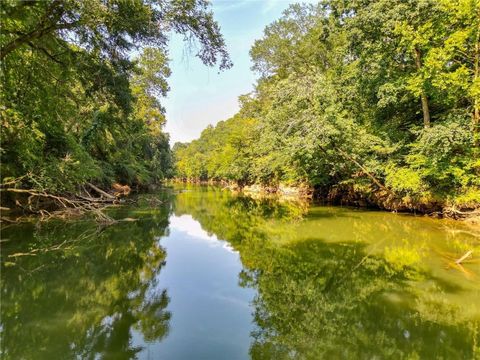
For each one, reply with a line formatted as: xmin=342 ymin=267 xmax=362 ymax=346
xmin=451 ymin=188 xmax=480 ymax=209
xmin=406 ymin=114 xmax=478 ymax=192
xmin=385 ymin=166 xmax=425 ymax=195
xmin=174 ymin=116 xmax=257 ymax=183
xmin=1 ymin=0 xmax=230 ymax=192
xmin=174 ymin=0 xmax=480 ymax=210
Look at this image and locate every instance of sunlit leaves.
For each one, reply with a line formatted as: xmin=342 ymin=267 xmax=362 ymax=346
xmin=174 ymin=0 xmax=479 ymax=209
xmin=1 ymin=0 xmax=231 ymax=191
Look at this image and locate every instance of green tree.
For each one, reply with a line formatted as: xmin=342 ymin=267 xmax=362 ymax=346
xmin=173 ymin=0 xmax=480 ymax=212
xmin=1 ymin=0 xmax=231 ymax=194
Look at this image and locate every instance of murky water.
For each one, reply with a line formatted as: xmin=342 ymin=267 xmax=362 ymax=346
xmin=1 ymin=185 xmax=479 ymax=359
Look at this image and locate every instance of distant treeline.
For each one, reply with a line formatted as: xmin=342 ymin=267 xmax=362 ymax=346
xmin=173 ymin=0 xmax=480 ymax=211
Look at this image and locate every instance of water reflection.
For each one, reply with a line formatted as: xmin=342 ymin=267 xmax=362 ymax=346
xmin=169 ymin=214 xmax=237 ymax=253
xmin=1 ymin=193 xmax=173 ymax=360
xmin=173 ymin=185 xmax=480 ymax=359
xmin=148 ymin=213 xmax=253 ymax=359
xmin=1 ymin=185 xmax=479 ymax=359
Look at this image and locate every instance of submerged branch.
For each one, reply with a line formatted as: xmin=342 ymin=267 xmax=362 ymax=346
xmin=0 ymin=186 xmax=121 ymax=223
xmin=456 ymin=250 xmax=473 ymax=265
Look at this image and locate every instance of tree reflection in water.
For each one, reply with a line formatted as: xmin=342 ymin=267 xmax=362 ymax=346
xmin=1 ymin=186 xmax=479 ymax=359
xmin=173 ymin=185 xmax=480 ymax=359
xmin=1 ymin=193 xmax=173 ymax=360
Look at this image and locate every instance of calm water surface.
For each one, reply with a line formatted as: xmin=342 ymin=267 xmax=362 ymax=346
xmin=1 ymin=185 xmax=479 ymax=359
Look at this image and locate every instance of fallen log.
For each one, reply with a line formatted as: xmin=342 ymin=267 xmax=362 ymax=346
xmin=86 ymin=182 xmax=116 ymax=199
xmin=76 ymin=194 xmax=115 ymax=203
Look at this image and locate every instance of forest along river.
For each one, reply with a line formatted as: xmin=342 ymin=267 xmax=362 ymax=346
xmin=1 ymin=185 xmax=479 ymax=359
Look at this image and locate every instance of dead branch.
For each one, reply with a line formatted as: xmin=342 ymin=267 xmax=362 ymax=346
xmin=0 ymin=187 xmax=118 ymax=223
xmin=0 ymin=174 xmax=28 ymax=188
xmin=76 ymin=194 xmax=114 ymax=203
xmin=86 ymin=182 xmax=116 ymax=199
xmin=456 ymin=250 xmax=473 ymax=265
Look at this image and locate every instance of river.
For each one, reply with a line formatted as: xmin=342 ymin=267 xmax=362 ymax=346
xmin=1 ymin=185 xmax=479 ymax=359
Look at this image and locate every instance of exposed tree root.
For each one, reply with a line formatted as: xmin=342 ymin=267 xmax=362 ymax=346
xmin=443 ymin=206 xmax=480 ymax=220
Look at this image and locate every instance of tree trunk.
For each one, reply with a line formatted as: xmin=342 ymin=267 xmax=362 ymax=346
xmin=87 ymin=183 xmax=116 ymax=200
xmin=474 ymin=25 xmax=479 ymax=146
xmin=414 ymin=48 xmax=431 ymax=128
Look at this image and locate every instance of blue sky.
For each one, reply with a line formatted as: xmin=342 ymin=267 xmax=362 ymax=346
xmin=163 ymin=0 xmax=312 ymax=144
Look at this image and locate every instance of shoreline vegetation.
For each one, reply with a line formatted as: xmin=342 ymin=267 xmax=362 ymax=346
xmin=172 ymin=1 xmax=480 ymax=222
xmin=1 ymin=1 xmax=480 ymax=224
xmin=169 ymin=179 xmax=480 ymax=222
xmin=2 ymin=177 xmax=479 ymax=223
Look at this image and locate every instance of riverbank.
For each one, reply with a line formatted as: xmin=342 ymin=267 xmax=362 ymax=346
xmin=2 ymin=178 xmax=479 ymax=224
xmin=169 ymin=178 xmax=480 ymax=223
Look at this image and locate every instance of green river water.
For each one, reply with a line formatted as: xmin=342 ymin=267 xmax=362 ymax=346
xmin=1 ymin=185 xmax=479 ymax=359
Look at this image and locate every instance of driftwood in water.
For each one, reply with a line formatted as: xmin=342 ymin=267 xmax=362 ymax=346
xmin=455 ymin=250 xmax=473 ymax=264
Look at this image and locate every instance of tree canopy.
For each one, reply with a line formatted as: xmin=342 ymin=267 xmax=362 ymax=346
xmin=1 ymin=0 xmax=231 ymax=192
xmin=174 ymin=0 xmax=480 ymax=212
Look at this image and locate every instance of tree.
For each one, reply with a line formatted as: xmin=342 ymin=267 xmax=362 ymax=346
xmin=0 ymin=0 xmax=231 ymax=194
xmin=173 ymin=1 xmax=480 ymax=212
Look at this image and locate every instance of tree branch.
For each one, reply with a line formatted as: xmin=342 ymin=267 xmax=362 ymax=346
xmin=0 ymin=21 xmax=78 ymax=60
xmin=26 ymin=41 xmax=64 ymax=64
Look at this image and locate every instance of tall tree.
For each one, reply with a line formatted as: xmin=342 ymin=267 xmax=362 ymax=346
xmin=0 ymin=0 xmax=231 ymax=192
